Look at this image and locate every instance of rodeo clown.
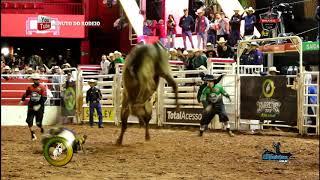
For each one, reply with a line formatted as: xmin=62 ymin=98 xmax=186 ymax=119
xmin=197 ymin=72 xmax=225 ymax=107
xmin=19 ymin=73 xmax=47 ymax=141
xmin=86 ymin=79 xmax=104 ymax=128
xmin=198 ymin=74 xmax=234 ymax=137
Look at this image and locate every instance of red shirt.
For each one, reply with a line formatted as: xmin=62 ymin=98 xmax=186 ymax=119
xmin=22 ymin=84 xmax=47 ymax=105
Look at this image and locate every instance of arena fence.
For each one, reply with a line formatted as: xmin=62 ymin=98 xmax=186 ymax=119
xmin=75 ymin=58 xmax=319 ymax=135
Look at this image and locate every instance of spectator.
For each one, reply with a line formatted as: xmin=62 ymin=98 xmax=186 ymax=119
xmin=150 ymin=20 xmax=158 ymax=36
xmin=167 ymin=15 xmax=177 ymax=49
xmin=25 ymin=67 xmax=34 ymax=78
xmin=169 ymin=48 xmax=179 ymax=60
xmin=100 ymin=54 xmax=110 ymax=75
xmin=191 ymin=49 xmax=207 ymax=70
xmin=243 ymin=7 xmax=256 ymax=36
xmin=179 ymin=9 xmax=195 ymax=49
xmin=217 ymin=37 xmax=234 ymax=58
xmin=12 ymin=68 xmax=22 ymax=79
xmin=114 ymin=51 xmax=125 ymax=63
xmin=207 ymin=12 xmax=217 ymax=46
xmin=181 ymin=50 xmax=189 ymax=63
xmin=2 ymin=66 xmax=11 ymax=80
xmin=195 ymin=8 xmax=210 ymax=50
xmin=229 ymin=8 xmax=243 ymax=47
xmin=214 ymin=13 xmax=230 ymax=42
xmin=143 ymin=20 xmax=152 ymax=35
xmin=38 ymin=67 xmax=47 ymax=79
xmin=205 ymin=43 xmax=217 ymax=58
xmin=267 ymin=66 xmax=280 ymax=75
xmin=9 ymin=55 xmax=19 ymax=69
xmin=246 ymin=42 xmax=263 ymax=65
xmin=185 ymin=50 xmax=195 ymax=70
xmin=157 ymin=19 xmax=167 ymax=47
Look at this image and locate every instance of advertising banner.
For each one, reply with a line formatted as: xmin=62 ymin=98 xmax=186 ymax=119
xmin=83 ymin=107 xmax=115 ymax=122
xmin=62 ymin=84 xmax=76 ymax=116
xmin=165 ymin=108 xmax=203 ymax=124
xmin=240 ymin=76 xmax=297 ymax=125
xmin=1 ymin=14 xmax=85 ymax=38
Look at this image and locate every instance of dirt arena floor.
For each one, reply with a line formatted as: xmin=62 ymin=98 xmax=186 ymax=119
xmin=1 ymin=125 xmax=319 ymax=180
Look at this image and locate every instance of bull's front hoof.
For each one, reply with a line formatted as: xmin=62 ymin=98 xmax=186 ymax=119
xmin=145 ymin=135 xmax=150 ymax=141
xmin=115 ymin=139 xmax=123 ymax=146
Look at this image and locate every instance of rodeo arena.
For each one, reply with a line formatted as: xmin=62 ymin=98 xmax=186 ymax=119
xmin=1 ymin=0 xmax=320 ymax=179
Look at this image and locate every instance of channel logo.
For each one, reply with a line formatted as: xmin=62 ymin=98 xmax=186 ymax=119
xmin=37 ymin=15 xmax=51 ymax=31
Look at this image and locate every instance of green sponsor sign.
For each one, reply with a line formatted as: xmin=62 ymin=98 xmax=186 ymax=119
xmin=302 ymin=41 xmax=319 ymax=52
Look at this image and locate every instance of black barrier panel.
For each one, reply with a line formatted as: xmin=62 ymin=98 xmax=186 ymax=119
xmin=240 ymin=76 xmax=297 ymax=126
xmin=165 ymin=108 xmax=203 ymax=124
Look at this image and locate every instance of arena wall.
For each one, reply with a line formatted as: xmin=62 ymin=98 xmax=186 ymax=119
xmin=1 ymin=106 xmax=61 ymax=126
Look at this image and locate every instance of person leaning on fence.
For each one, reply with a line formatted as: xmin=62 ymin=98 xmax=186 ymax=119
xmin=217 ymin=37 xmax=234 ymax=58
xmin=199 ymin=75 xmax=234 ymax=137
xmin=191 ymin=48 xmax=207 ymax=70
xmin=19 ymin=73 xmax=47 ymax=141
xmin=242 ymin=42 xmax=263 ymax=65
xmin=86 ymin=79 xmax=104 ymax=128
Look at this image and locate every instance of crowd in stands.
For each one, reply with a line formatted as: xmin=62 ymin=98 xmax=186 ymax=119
xmin=143 ymin=7 xmax=257 ymax=50
xmin=139 ymin=6 xmax=265 ymax=71
xmin=1 ymin=53 xmax=75 ymax=79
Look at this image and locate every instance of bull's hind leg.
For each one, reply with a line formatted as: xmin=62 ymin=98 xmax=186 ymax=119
xmin=116 ymin=106 xmax=129 ymax=145
xmin=144 ymin=102 xmax=153 ymax=141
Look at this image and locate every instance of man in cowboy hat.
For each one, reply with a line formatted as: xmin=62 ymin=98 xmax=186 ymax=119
xmin=191 ymin=48 xmax=207 ymax=70
xmin=195 ymin=8 xmax=210 ymax=49
xmin=205 ymin=43 xmax=217 ymax=58
xmin=268 ymin=66 xmax=280 ymax=75
xmin=243 ymin=7 xmax=256 ymax=36
xmin=86 ymin=79 xmax=104 ymax=128
xmin=199 ymin=74 xmax=234 ymax=137
xmin=229 ymin=7 xmax=243 ymax=47
xmin=19 ymin=73 xmax=47 ymax=140
xmin=217 ymin=37 xmax=234 ymax=58
xmin=2 ymin=66 xmax=11 ymax=80
xmin=245 ymin=41 xmax=263 ymax=65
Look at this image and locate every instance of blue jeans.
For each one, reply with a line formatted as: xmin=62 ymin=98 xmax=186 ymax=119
xmin=197 ymin=32 xmax=207 ymax=49
xmin=89 ymin=102 xmax=103 ymax=126
xmin=182 ymin=30 xmax=194 ymax=49
xmin=207 ymin=33 xmax=216 ymax=45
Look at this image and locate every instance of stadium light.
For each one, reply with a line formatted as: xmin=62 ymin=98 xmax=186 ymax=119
xmin=1 ymin=47 xmax=9 ymax=56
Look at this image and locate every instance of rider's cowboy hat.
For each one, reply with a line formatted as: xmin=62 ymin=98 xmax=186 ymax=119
xmin=217 ymin=37 xmax=227 ymax=44
xmin=268 ymin=66 xmax=280 ymax=73
xmin=246 ymin=7 xmax=255 ymax=13
xmin=31 ymin=73 xmax=41 ymax=80
xmin=88 ymin=79 xmax=97 ymax=85
xmin=202 ymin=74 xmax=217 ymax=81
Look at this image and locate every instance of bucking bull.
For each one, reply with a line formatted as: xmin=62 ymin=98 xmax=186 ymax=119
xmin=116 ymin=42 xmax=179 ymax=145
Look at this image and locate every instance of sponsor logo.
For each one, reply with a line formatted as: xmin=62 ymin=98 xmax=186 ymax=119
xmin=26 ymin=15 xmax=60 ymax=36
xmin=166 ymin=108 xmax=203 ymax=123
xmin=257 ymin=79 xmax=281 ymax=118
xmin=37 ymin=15 xmax=51 ymax=30
xmin=262 ymin=142 xmax=293 ymax=163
